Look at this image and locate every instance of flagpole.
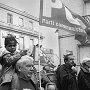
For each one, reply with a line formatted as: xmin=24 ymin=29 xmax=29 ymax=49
xmin=38 ymin=25 xmax=41 ymax=90
xmin=38 ymin=0 xmax=43 ymax=89
xmin=55 ymin=28 xmax=61 ymax=65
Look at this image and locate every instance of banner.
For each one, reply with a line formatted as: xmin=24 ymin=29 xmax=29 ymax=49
xmin=39 ymin=0 xmax=89 ymax=44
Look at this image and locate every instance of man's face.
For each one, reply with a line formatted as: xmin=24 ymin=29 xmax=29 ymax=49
xmin=6 ymin=43 xmax=16 ymax=53
xmin=21 ymin=62 xmax=34 ymax=78
xmin=67 ymin=55 xmax=75 ymax=67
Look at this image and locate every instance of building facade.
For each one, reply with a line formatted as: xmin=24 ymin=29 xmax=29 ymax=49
xmin=58 ymin=0 xmax=90 ymax=70
xmin=0 ymin=3 xmax=43 ymax=53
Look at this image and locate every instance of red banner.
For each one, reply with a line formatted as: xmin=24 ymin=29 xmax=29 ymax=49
xmin=39 ymin=0 xmax=89 ymax=44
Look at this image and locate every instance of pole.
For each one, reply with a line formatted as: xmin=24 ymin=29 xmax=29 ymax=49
xmin=55 ymin=28 xmax=61 ymax=65
xmin=38 ymin=0 xmax=43 ymax=89
xmin=58 ymin=29 xmax=61 ymax=65
xmin=38 ymin=26 xmax=41 ymax=90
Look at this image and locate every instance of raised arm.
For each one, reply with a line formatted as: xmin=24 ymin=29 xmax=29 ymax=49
xmin=2 ymin=50 xmax=27 ymax=65
xmin=2 ymin=53 xmax=21 ymax=65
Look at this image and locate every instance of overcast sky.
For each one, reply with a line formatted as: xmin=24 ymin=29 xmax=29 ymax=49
xmin=0 ymin=0 xmax=40 ymax=18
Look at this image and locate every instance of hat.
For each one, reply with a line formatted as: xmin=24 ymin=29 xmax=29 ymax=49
xmin=80 ymin=57 xmax=90 ymax=64
xmin=65 ymin=50 xmax=73 ymax=55
xmin=4 ymin=34 xmax=18 ymax=47
xmin=80 ymin=57 xmax=90 ymax=73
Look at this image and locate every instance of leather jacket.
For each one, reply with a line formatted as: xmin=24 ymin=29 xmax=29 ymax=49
xmin=0 ymin=50 xmax=21 ymax=86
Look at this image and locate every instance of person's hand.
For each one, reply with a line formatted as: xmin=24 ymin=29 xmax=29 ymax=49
xmin=72 ymin=66 xmax=77 ymax=74
xmin=20 ymin=50 xmax=27 ymax=56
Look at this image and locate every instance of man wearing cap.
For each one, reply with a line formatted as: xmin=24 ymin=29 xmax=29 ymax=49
xmin=0 ymin=34 xmax=26 ymax=90
xmin=78 ymin=57 xmax=90 ymax=90
xmin=56 ymin=53 xmax=78 ymax=90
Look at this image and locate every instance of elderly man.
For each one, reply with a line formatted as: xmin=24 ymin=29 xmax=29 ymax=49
xmin=15 ymin=54 xmax=37 ymax=90
xmin=78 ymin=57 xmax=90 ymax=90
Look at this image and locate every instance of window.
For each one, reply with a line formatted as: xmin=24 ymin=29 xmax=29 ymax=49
xmin=19 ymin=17 xmax=24 ymax=26
xmin=19 ymin=37 xmax=24 ymax=50
xmin=7 ymin=13 xmax=13 ymax=24
xmin=29 ymin=21 xmax=33 ymax=29
xmin=1 ymin=32 xmax=8 ymax=49
xmin=30 ymin=39 xmax=34 ymax=48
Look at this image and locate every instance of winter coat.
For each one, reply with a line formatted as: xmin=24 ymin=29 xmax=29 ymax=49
xmin=0 ymin=76 xmax=36 ymax=90
xmin=78 ymin=57 xmax=90 ymax=90
xmin=78 ymin=69 xmax=90 ymax=90
xmin=56 ymin=64 xmax=78 ymax=90
xmin=0 ymin=50 xmax=21 ymax=86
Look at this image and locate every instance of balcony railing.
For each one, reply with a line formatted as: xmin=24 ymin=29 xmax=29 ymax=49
xmin=82 ymin=15 xmax=90 ymax=25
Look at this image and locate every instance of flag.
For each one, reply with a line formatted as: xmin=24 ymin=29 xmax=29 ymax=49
xmin=39 ymin=0 xmax=90 ymax=44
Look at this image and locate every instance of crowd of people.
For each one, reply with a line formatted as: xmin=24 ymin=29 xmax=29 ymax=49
xmin=0 ymin=34 xmax=90 ymax=90
xmin=55 ymin=54 xmax=90 ymax=90
xmin=0 ymin=34 xmax=56 ymax=90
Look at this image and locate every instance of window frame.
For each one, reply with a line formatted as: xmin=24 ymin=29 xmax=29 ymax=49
xmin=7 ymin=13 xmax=13 ymax=24
xmin=19 ymin=36 xmax=24 ymax=50
xmin=19 ymin=17 xmax=24 ymax=27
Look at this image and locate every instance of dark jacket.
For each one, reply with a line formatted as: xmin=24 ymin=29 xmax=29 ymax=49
xmin=0 ymin=51 xmax=21 ymax=85
xmin=78 ymin=69 xmax=90 ymax=90
xmin=0 ymin=76 xmax=36 ymax=90
xmin=56 ymin=64 xmax=78 ymax=90
xmin=19 ymin=77 xmax=36 ymax=90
